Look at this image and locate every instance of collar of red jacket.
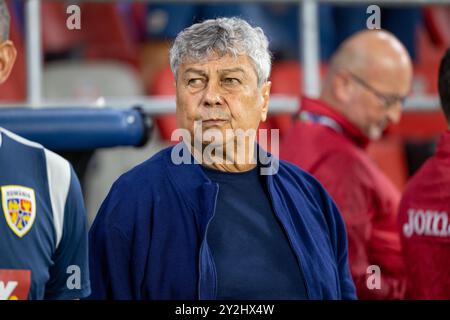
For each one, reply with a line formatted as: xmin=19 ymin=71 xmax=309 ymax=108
xmin=436 ymin=129 xmax=450 ymax=159
xmin=300 ymin=96 xmax=370 ymax=148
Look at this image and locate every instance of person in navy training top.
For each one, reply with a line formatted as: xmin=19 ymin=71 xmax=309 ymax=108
xmin=398 ymin=48 xmax=450 ymax=299
xmin=88 ymin=17 xmax=356 ymax=300
xmin=0 ymin=2 xmax=90 ymax=300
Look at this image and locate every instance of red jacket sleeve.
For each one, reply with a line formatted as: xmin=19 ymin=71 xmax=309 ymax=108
xmin=312 ymin=151 xmax=407 ymax=299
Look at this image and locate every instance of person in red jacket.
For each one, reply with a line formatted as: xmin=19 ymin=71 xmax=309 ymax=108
xmin=398 ymin=49 xmax=450 ymax=300
xmin=281 ymin=30 xmax=413 ymax=299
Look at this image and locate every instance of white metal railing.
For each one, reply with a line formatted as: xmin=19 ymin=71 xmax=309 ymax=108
xmin=0 ymin=95 xmax=298 ymax=115
xmin=25 ymin=0 xmax=42 ymax=106
xmin=0 ymin=95 xmax=440 ymax=113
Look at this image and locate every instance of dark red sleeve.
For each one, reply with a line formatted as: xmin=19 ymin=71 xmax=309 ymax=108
xmin=312 ymin=151 xmax=407 ymax=299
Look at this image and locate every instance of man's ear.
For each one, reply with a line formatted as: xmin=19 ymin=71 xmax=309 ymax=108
xmin=260 ymin=81 xmax=271 ymax=122
xmin=333 ymin=71 xmax=353 ymax=104
xmin=0 ymin=40 xmax=17 ymax=84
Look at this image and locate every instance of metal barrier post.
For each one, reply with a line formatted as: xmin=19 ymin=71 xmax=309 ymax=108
xmin=25 ymin=0 xmax=43 ymax=106
xmin=301 ymin=0 xmax=321 ymax=98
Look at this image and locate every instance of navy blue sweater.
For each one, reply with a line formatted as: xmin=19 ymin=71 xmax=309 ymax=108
xmin=88 ymin=143 xmax=356 ymax=300
xmin=203 ymin=165 xmax=308 ymax=299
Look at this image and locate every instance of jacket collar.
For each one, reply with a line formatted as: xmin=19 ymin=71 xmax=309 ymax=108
xmin=300 ymin=96 xmax=370 ymax=148
xmin=164 ymin=142 xmax=278 ymax=234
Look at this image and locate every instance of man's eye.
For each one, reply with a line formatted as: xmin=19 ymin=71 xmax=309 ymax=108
xmin=187 ymin=78 xmax=205 ymax=87
xmin=222 ymin=78 xmax=241 ymax=85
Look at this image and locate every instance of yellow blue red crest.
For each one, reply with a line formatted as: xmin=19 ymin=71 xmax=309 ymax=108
xmin=1 ymin=185 xmax=36 ymax=237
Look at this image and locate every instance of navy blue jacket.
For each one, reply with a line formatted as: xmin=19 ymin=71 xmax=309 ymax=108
xmin=88 ymin=144 xmax=356 ymax=300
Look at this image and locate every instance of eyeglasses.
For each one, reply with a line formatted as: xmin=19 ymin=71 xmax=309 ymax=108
xmin=347 ymin=71 xmax=407 ymax=109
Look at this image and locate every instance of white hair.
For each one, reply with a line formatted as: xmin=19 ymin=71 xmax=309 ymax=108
xmin=0 ymin=1 xmax=10 ymax=41
xmin=170 ymin=17 xmax=272 ymax=87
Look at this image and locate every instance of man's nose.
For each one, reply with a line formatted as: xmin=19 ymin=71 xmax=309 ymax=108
xmin=386 ymin=102 xmax=402 ymax=124
xmin=202 ymin=81 xmax=224 ymax=108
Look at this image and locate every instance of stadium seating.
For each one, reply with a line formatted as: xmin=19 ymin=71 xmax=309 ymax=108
xmin=81 ymin=3 xmax=139 ymax=68
xmin=269 ymin=61 xmax=329 ymax=138
xmin=148 ymin=64 xmax=178 ymax=142
xmin=423 ymin=6 xmax=450 ymax=48
xmin=42 ymin=2 xmax=84 ymax=55
xmin=43 ymin=60 xmax=143 ymax=99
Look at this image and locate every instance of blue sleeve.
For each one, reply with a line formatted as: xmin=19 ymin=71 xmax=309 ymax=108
xmin=86 ymin=187 xmax=133 ymax=300
xmin=321 ymin=184 xmax=358 ymax=300
xmin=44 ymin=166 xmax=91 ymax=299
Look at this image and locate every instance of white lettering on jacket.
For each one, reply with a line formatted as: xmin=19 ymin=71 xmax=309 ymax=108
xmin=403 ymin=208 xmax=450 ymax=238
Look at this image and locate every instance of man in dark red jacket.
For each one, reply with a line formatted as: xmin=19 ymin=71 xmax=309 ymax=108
xmin=398 ymin=49 xmax=450 ymax=299
xmin=281 ymin=30 xmax=413 ymax=299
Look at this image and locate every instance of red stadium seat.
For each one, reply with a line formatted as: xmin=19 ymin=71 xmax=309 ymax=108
xmin=412 ymin=63 xmax=440 ymax=95
xmin=149 ymin=65 xmax=177 ymax=142
xmin=130 ymin=3 xmax=147 ymax=40
xmin=80 ymin=3 xmax=139 ymax=68
xmin=416 ymin=10 xmax=448 ymax=93
xmin=270 ymin=61 xmax=303 ymax=96
xmin=41 ymin=2 xmax=140 ymax=69
xmin=415 ymin=21 xmax=447 ymax=95
xmin=269 ymin=61 xmax=328 ymax=138
xmin=391 ymin=111 xmax=447 ymax=140
xmin=42 ymin=2 xmax=84 ymax=54
xmin=267 ymin=62 xmax=301 ymax=139
xmin=423 ymin=6 xmax=450 ymax=48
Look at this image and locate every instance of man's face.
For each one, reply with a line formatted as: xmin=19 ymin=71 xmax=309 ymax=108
xmin=345 ymin=64 xmax=412 ymax=140
xmin=175 ymin=53 xmax=271 ymax=147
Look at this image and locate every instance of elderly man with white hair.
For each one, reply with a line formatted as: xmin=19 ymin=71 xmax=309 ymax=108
xmin=88 ymin=17 xmax=356 ymax=300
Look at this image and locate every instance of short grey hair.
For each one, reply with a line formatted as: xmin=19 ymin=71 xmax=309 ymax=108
xmin=0 ymin=1 xmax=10 ymax=41
xmin=170 ymin=17 xmax=272 ymax=87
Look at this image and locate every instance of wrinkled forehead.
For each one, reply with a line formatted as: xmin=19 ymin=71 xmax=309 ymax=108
xmin=179 ymin=51 xmax=258 ymax=78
